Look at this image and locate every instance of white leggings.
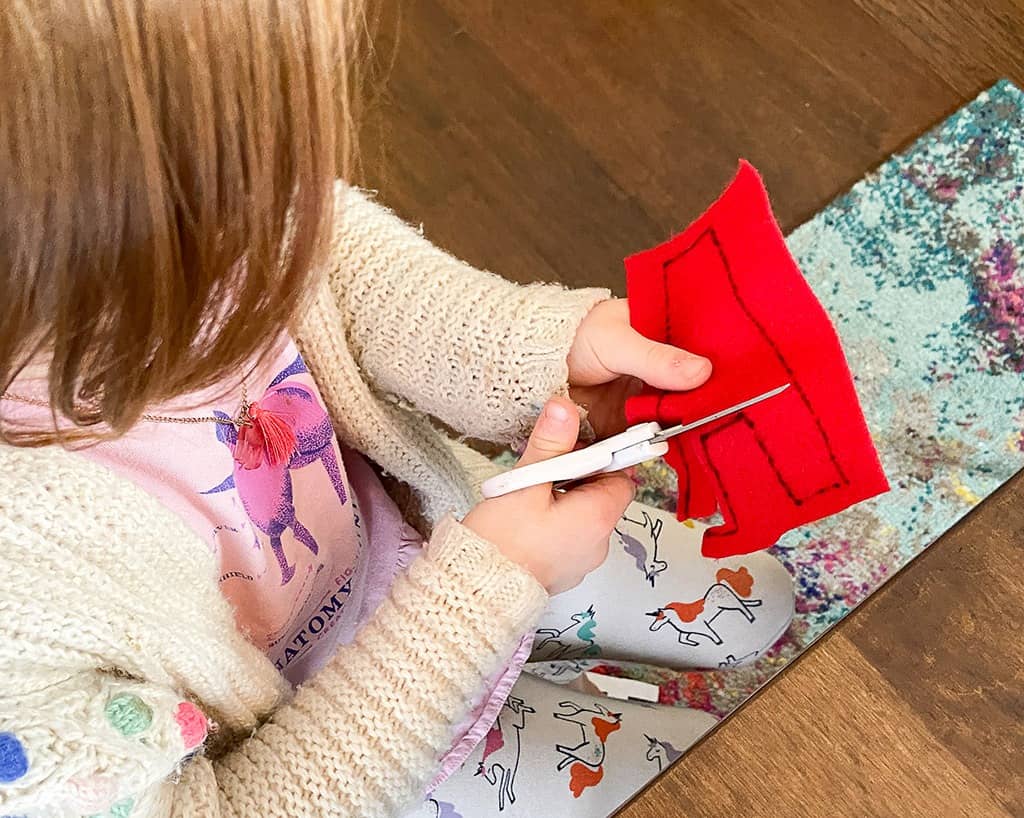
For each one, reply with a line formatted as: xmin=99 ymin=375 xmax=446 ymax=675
xmin=407 ymin=502 xmax=794 ymax=818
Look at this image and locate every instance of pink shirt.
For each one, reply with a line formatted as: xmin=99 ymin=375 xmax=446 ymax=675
xmin=4 ymin=336 xmax=528 ymax=784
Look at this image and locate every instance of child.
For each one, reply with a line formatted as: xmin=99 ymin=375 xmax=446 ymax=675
xmin=0 ymin=3 xmax=793 ymax=817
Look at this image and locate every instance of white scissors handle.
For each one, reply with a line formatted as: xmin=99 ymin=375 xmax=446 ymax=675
xmin=479 ymin=384 xmax=790 ymax=499
xmin=480 ymin=422 xmax=668 ymax=498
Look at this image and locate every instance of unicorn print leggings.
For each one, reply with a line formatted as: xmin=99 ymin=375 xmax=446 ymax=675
xmin=405 ymin=502 xmax=795 ymax=818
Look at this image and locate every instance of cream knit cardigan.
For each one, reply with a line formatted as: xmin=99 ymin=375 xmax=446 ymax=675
xmin=0 ymin=187 xmax=609 ymax=818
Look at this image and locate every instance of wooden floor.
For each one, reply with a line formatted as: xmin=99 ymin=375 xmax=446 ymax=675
xmin=360 ymin=2 xmax=1024 ymax=816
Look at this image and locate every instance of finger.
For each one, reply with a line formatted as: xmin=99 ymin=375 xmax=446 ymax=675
xmin=557 ymin=470 xmax=635 ymax=533
xmin=571 ymin=377 xmax=644 ymax=438
xmin=516 ymin=397 xmax=581 ymax=468
xmin=598 ymin=327 xmax=712 ymax=391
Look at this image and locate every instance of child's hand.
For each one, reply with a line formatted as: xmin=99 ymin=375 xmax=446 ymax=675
xmin=464 ymin=397 xmax=634 ymax=594
xmin=567 ymin=299 xmax=712 ymax=437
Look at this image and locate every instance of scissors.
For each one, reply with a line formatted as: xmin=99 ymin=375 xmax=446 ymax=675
xmin=480 ymin=383 xmax=791 ymax=499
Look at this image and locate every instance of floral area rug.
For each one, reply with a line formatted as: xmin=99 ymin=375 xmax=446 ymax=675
xmin=542 ymin=79 xmax=1024 ymax=716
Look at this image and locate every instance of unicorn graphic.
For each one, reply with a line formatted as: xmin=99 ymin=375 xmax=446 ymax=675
xmin=546 ymin=658 xmax=589 ymax=678
xmin=615 ymin=510 xmax=668 ymax=587
xmin=425 ymin=798 xmax=463 ymax=818
xmin=554 ymin=700 xmax=622 ymax=798
xmin=475 ymin=695 xmax=535 ymax=811
xmin=644 ymin=734 xmax=683 ymax=772
xmin=646 ymin=566 xmax=762 ymax=646
xmin=718 ymin=651 xmax=759 ymax=668
xmin=203 ymin=355 xmax=348 ymax=584
xmin=533 ymin=605 xmax=600 ymax=661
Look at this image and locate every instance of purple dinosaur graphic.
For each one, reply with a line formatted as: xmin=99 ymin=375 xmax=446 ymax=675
xmin=203 ymin=355 xmax=347 ymax=584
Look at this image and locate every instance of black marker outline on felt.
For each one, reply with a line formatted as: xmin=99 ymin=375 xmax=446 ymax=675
xmin=645 ymin=226 xmax=851 ymax=537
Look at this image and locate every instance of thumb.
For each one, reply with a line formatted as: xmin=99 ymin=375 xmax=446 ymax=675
xmin=601 ymin=328 xmax=712 ymax=391
xmin=517 ymin=397 xmax=581 ymax=467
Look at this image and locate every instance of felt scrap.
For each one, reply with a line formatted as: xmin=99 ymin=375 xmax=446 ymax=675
xmin=625 ymin=161 xmax=888 ymax=557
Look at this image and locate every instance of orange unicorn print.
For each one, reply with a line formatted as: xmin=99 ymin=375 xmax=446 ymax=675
xmin=646 ymin=566 xmax=762 ymax=646
xmin=553 ymin=701 xmax=622 ymax=798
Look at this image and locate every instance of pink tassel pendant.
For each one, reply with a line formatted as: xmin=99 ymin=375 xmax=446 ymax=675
xmin=233 ymin=400 xmax=297 ymax=469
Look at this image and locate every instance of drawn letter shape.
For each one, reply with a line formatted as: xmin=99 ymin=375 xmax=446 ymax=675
xmin=625 ymin=161 xmax=888 ymax=556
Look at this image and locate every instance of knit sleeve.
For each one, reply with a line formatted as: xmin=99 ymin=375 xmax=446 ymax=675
xmin=0 ymin=518 xmax=547 ymax=818
xmin=321 ymin=184 xmax=610 ymax=445
xmin=0 ymin=671 xmax=210 ymax=817
xmin=197 ymin=516 xmax=547 ymax=817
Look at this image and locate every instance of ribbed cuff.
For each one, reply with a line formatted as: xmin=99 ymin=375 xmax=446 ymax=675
xmin=505 ymin=284 xmax=610 ymax=445
xmin=419 ymin=515 xmax=549 ymax=639
xmin=237 ymin=517 xmax=548 ymax=817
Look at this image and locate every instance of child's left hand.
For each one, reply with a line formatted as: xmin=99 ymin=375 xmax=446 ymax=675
xmin=567 ymin=299 xmax=712 ymax=438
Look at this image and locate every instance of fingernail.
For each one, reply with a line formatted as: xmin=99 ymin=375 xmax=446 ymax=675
xmin=676 ymin=356 xmax=711 ymax=379
xmin=544 ymin=402 xmax=572 ymax=423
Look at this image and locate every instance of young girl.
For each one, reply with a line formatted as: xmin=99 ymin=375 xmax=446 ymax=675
xmin=0 ymin=3 xmax=793 ymax=817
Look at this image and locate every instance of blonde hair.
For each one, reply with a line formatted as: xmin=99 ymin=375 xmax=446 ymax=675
xmin=0 ymin=0 xmax=364 ymax=442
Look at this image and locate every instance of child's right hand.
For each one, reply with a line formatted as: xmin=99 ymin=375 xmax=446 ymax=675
xmin=463 ymin=397 xmax=635 ymax=594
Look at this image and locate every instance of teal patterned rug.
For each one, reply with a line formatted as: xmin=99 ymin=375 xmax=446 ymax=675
xmin=577 ymin=79 xmax=1024 ymax=716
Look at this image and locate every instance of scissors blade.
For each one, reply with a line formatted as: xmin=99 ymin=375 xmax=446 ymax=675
xmin=648 ymin=383 xmax=791 ymax=444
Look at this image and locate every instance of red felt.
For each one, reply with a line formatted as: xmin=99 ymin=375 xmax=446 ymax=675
xmin=625 ymin=161 xmax=888 ymax=557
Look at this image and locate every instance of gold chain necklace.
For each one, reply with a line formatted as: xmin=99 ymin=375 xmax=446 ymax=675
xmin=0 ymin=389 xmax=253 ymax=429
xmin=0 ymin=385 xmax=297 ymax=468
